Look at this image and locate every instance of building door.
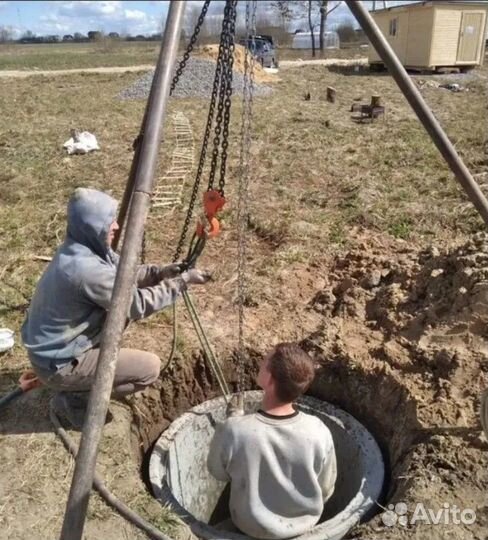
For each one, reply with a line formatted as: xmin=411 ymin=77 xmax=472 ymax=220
xmin=457 ymin=12 xmax=483 ymax=63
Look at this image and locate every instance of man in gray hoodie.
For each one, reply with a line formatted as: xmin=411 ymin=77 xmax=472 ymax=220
xmin=207 ymin=343 xmax=337 ymax=539
xmin=22 ymin=187 xmax=209 ymax=426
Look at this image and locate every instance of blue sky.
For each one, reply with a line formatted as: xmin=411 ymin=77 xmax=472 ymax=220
xmin=0 ymin=1 xmax=417 ymax=38
xmin=0 ymin=1 xmax=170 ymax=36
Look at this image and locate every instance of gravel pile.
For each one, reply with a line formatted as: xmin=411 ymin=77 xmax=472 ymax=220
xmin=118 ymin=57 xmax=273 ymax=100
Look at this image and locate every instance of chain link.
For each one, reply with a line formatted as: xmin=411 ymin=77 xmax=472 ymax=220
xmin=170 ymin=0 xmax=211 ymax=96
xmin=217 ymin=2 xmax=237 ymax=195
xmin=236 ymin=0 xmax=257 ymax=391
xmin=208 ymin=0 xmax=237 ymax=194
xmin=173 ymin=0 xmax=237 ymax=262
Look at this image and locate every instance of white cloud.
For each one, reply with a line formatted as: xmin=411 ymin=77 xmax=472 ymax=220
xmin=124 ymin=9 xmax=147 ymax=22
xmin=58 ymin=1 xmax=122 ymax=18
xmin=1 ymin=25 xmax=24 ymax=39
xmin=28 ymin=1 xmax=163 ymax=36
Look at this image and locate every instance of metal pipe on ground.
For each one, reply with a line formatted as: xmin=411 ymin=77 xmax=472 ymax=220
xmin=0 ymin=387 xmax=22 ymax=409
xmin=51 ymin=407 xmax=172 ymax=540
xmin=59 ymin=3 xmax=186 ymax=539
xmin=346 ymin=0 xmax=488 ymax=228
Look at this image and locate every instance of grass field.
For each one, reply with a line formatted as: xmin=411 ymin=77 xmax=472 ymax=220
xmin=0 ymin=41 xmax=369 ymax=71
xmin=0 ymin=51 xmax=487 ymax=538
xmin=0 ymin=41 xmax=160 ymax=71
xmin=1 ymin=57 xmax=487 ymax=339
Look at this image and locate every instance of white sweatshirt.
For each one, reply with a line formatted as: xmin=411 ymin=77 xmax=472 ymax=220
xmin=207 ymin=409 xmax=337 ymax=539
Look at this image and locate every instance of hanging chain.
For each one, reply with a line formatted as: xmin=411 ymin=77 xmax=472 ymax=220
xmin=217 ymin=2 xmax=237 ymax=195
xmin=236 ymin=0 xmax=256 ymax=392
xmin=141 ymin=2 xmax=210 ymax=264
xmin=173 ymin=0 xmax=237 ymax=262
xmin=170 ymin=0 xmax=211 ymax=95
xmin=207 ymin=0 xmax=237 ymax=194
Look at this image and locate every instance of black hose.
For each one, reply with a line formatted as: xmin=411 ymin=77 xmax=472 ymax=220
xmin=0 ymin=387 xmax=23 ymax=409
xmin=49 ymin=405 xmax=173 ymax=540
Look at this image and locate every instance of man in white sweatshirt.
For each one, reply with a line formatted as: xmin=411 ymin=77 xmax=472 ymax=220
xmin=207 ymin=343 xmax=337 ymax=539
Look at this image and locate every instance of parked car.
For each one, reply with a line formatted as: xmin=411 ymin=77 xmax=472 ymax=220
xmin=239 ymin=36 xmax=278 ymax=68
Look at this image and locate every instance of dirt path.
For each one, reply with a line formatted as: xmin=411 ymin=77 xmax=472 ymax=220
xmin=280 ymin=57 xmax=368 ymax=68
xmin=0 ymin=65 xmax=154 ymax=78
xmin=0 ymin=58 xmax=369 ymax=78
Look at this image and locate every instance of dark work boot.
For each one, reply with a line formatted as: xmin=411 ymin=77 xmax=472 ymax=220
xmin=51 ymin=391 xmax=88 ymax=430
xmin=51 ymin=391 xmax=113 ymax=430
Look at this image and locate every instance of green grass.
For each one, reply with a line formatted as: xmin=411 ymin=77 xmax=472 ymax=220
xmin=1 ymin=60 xmax=487 ymax=366
xmin=388 ymin=218 xmax=412 ymax=240
xmin=0 ymin=41 xmax=159 ymax=70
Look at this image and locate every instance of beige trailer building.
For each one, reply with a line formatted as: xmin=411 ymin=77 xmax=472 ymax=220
xmin=369 ymin=1 xmax=488 ymax=71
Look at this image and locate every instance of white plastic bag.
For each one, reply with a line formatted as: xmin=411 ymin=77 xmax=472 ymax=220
xmin=63 ymin=131 xmax=100 ymax=155
xmin=0 ymin=328 xmax=14 ymax=353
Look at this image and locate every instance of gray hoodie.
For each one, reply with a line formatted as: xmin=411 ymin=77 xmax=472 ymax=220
xmin=22 ymin=188 xmax=185 ymax=371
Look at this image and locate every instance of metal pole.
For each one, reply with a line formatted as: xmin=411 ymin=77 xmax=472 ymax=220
xmin=112 ymin=113 xmax=147 ymax=251
xmin=346 ymin=1 xmax=488 ymax=227
xmin=59 ymin=3 xmax=186 ymax=539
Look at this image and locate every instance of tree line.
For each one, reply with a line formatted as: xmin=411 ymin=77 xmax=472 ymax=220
xmin=184 ymin=1 xmax=363 ymax=51
xmin=1 ymin=1 xmax=363 ymax=50
xmin=0 ymin=29 xmax=162 ymax=44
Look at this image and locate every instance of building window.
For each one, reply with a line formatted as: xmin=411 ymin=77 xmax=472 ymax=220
xmin=389 ymin=17 xmax=398 ymax=37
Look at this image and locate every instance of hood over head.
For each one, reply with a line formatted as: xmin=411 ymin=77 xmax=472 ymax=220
xmin=67 ymin=188 xmax=118 ymax=258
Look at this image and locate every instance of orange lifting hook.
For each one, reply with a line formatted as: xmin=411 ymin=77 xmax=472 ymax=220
xmin=196 ymin=189 xmax=226 ymax=239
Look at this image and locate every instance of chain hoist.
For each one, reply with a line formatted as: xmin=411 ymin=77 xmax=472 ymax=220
xmin=236 ymin=0 xmax=257 ymax=392
xmin=173 ymin=0 xmax=238 ymax=265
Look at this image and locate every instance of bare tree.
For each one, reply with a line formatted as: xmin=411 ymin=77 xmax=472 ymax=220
xmin=336 ymin=19 xmax=357 ymax=43
xmin=318 ymin=1 xmax=328 ymax=50
xmin=255 ymin=10 xmax=275 ymax=34
xmin=0 ymin=26 xmax=13 ymax=43
xmin=297 ymin=1 xmax=344 ymax=52
xmin=271 ymin=0 xmax=294 ymax=32
xmin=199 ymin=14 xmax=223 ymax=44
xmin=307 ymin=1 xmax=316 ymax=56
xmin=318 ymin=1 xmax=342 ymax=51
xmin=185 ymin=3 xmax=201 ymax=38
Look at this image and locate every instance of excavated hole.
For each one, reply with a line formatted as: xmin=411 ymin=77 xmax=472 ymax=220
xmin=131 ymin=346 xmax=419 ymax=538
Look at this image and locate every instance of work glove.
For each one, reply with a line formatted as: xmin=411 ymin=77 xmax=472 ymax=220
xmin=158 ymin=262 xmax=183 ymax=280
xmin=226 ymin=394 xmax=245 ymax=418
xmin=181 ymin=268 xmax=212 ymax=285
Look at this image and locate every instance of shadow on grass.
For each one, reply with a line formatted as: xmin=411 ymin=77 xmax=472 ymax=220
xmin=327 ymin=64 xmax=391 ymax=77
xmin=0 ymin=365 xmax=54 ymax=435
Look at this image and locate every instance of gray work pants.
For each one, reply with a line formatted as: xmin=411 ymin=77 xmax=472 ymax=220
xmin=32 ymin=348 xmax=161 ymax=397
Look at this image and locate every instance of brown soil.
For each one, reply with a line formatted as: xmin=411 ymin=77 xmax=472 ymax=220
xmin=131 ymin=229 xmax=488 ymax=540
xmin=0 ymin=65 xmax=155 ymax=78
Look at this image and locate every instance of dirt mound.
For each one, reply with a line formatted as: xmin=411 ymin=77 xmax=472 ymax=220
xmin=313 ymin=232 xmax=488 ymax=354
xmin=197 ymin=44 xmax=279 ymax=84
xmin=304 ymin=231 xmax=488 ymax=539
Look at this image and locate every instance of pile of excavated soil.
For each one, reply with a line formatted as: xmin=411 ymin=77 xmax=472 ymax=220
xmin=132 ymin=230 xmax=488 ymax=540
xmin=196 ymin=43 xmax=279 ymax=84
xmin=304 ymin=231 xmax=488 ymax=539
